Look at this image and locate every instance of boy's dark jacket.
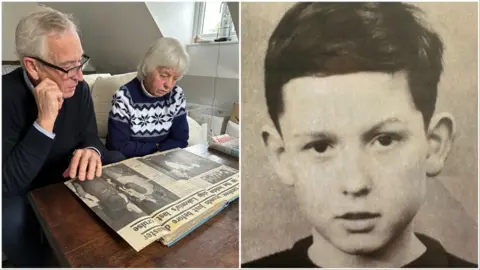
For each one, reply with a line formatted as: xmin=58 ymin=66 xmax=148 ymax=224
xmin=242 ymin=233 xmax=477 ymax=268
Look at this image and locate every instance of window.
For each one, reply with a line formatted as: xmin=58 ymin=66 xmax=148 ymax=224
xmin=193 ymin=2 xmax=237 ymax=42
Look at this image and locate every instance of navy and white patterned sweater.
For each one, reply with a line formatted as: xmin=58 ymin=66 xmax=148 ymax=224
xmin=106 ymin=78 xmax=189 ymax=158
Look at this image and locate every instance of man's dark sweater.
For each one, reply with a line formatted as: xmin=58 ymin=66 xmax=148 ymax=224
xmin=242 ymin=233 xmax=477 ymax=268
xmin=2 ymin=68 xmax=105 ymax=196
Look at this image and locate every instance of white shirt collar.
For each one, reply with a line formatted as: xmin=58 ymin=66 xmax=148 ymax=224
xmin=22 ymin=68 xmax=36 ymax=93
xmin=140 ymin=78 xmax=173 ymax=99
xmin=140 ymin=79 xmax=156 ymax=98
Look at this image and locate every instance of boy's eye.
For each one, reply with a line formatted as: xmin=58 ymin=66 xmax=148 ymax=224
xmin=303 ymin=141 xmax=333 ymax=154
xmin=371 ymin=133 xmax=402 ymax=148
xmin=377 ymin=135 xmax=393 ymax=146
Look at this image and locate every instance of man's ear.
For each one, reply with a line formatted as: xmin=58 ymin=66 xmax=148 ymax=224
xmin=425 ymin=112 xmax=456 ymax=177
xmin=261 ymin=125 xmax=295 ymax=186
xmin=23 ymin=57 xmax=40 ymax=80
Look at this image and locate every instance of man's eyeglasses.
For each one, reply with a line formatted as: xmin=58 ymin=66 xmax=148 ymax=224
xmin=29 ymin=54 xmax=90 ymax=78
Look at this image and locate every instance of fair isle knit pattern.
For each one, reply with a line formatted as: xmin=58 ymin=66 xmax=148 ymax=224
xmin=106 ymin=78 xmax=189 ymax=158
xmin=110 ymin=84 xmax=186 ymax=138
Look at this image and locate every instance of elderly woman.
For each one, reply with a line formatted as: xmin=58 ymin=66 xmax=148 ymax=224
xmin=106 ymin=37 xmax=190 ymax=158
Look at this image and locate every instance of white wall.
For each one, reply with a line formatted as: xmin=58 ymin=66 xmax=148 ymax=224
xmin=226 ymin=2 xmax=239 ymax=33
xmin=2 ymin=2 xmax=39 ymax=60
xmin=145 ymin=2 xmax=195 ymax=45
xmin=179 ymin=42 xmax=239 ymax=111
xmin=44 ymin=2 xmax=162 ymax=74
xmin=186 ymin=43 xmax=239 ymax=79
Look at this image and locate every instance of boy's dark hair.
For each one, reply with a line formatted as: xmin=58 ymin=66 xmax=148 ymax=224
xmin=265 ymin=2 xmax=444 ymax=133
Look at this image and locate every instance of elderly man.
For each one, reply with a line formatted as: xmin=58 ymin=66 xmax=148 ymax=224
xmin=106 ymin=37 xmax=190 ymax=158
xmin=2 ymin=6 xmax=124 ymax=266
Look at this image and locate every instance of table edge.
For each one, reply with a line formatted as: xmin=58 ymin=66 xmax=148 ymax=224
xmin=27 ymin=145 xmax=239 ymax=267
xmin=28 ymin=191 xmax=72 ymax=267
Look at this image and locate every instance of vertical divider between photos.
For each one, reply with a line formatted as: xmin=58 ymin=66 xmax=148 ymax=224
xmin=237 ymin=1 xmax=243 ymax=267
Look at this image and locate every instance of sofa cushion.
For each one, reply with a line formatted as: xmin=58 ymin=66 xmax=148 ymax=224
xmin=187 ymin=116 xmax=204 ymax=146
xmin=2 ymin=65 xmax=20 ymax=75
xmin=91 ymin=72 xmax=137 ymax=138
xmin=83 ymin=73 xmax=111 ymax=90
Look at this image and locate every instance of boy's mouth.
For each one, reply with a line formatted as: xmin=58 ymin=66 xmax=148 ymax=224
xmin=337 ymin=212 xmax=381 ymax=233
xmin=338 ymin=212 xmax=381 ymax=220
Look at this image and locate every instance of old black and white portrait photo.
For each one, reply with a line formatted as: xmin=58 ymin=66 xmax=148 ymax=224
xmin=140 ymin=150 xmax=221 ymax=180
xmin=69 ymin=179 xmax=145 ymax=231
xmin=200 ymin=167 xmax=237 ymax=184
xmin=103 ymin=163 xmax=180 ymax=214
xmin=241 ymin=2 xmax=477 ymax=268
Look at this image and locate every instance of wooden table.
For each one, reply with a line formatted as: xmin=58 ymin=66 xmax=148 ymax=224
xmin=28 ymin=144 xmax=239 ymax=267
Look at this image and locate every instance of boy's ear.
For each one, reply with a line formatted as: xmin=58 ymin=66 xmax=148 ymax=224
xmin=425 ymin=112 xmax=456 ymax=177
xmin=261 ymin=125 xmax=295 ymax=186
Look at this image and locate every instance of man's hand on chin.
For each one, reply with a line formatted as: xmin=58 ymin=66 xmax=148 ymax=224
xmin=63 ymin=148 xmax=102 ymax=181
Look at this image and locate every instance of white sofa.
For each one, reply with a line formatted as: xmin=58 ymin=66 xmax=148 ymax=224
xmin=84 ymin=72 xmax=204 ymax=146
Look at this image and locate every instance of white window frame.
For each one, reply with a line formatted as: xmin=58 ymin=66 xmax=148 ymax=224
xmin=193 ymin=2 xmax=238 ymax=42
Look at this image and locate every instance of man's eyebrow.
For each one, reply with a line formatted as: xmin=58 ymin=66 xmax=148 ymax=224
xmin=58 ymin=54 xmax=84 ymax=66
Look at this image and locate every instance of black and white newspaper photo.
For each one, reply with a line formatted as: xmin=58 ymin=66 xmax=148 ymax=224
xmin=140 ymin=147 xmax=223 ymax=180
xmin=68 ymin=177 xmax=146 ymax=232
xmin=65 ymin=148 xmax=240 ymax=252
xmin=103 ymin=163 xmax=180 ymax=215
xmin=240 ymin=2 xmax=478 ymax=268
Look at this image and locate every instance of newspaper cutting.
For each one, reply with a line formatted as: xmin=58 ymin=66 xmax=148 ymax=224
xmin=65 ymin=148 xmax=239 ymax=252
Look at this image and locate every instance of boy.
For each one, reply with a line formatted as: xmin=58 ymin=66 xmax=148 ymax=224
xmin=243 ymin=2 xmax=476 ymax=268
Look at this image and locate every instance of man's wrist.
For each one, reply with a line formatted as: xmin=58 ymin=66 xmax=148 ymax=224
xmin=36 ymin=118 xmax=55 ymax=132
xmin=33 ymin=121 xmax=56 ymax=139
xmin=85 ymin=147 xmax=101 ymax=158
xmin=74 ymin=147 xmax=102 ymax=158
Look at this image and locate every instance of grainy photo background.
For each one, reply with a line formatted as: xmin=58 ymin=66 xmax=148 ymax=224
xmin=241 ymin=2 xmax=478 ymax=263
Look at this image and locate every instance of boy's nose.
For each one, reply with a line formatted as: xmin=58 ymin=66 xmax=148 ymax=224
xmin=340 ymin=154 xmax=373 ymax=197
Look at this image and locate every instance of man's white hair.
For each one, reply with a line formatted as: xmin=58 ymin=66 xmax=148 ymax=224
xmin=15 ymin=5 xmax=78 ymax=65
xmin=137 ymin=37 xmax=190 ymax=81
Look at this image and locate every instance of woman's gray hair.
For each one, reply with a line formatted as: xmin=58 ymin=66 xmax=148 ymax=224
xmin=15 ymin=5 xmax=78 ymax=65
xmin=137 ymin=37 xmax=190 ymax=81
